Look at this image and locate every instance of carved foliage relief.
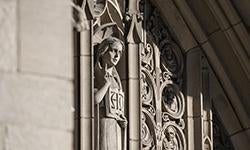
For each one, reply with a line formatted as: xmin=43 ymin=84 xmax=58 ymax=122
xmin=141 ymin=1 xmax=186 ymax=150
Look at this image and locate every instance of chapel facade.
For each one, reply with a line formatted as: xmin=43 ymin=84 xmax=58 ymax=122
xmin=0 ymin=0 xmax=249 ymax=150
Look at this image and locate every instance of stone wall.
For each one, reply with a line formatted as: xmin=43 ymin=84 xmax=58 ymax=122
xmin=0 ymin=0 xmax=74 ymax=150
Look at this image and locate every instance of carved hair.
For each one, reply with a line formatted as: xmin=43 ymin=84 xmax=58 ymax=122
xmin=166 ymin=126 xmax=176 ymax=135
xmin=95 ymin=37 xmax=125 ymax=65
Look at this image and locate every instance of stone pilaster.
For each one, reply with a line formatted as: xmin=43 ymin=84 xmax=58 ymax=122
xmin=186 ymin=48 xmax=203 ymax=150
xmin=126 ymin=0 xmax=143 ymax=148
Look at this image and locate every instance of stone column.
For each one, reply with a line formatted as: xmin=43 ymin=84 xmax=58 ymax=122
xmin=72 ymin=1 xmax=94 ymax=149
xmin=80 ymin=21 xmax=94 ymax=150
xmin=127 ymin=43 xmax=141 ymax=150
xmin=201 ymin=55 xmax=213 ymax=150
xmin=127 ymin=0 xmax=142 ymax=147
xmin=186 ymin=47 xmax=203 ymax=150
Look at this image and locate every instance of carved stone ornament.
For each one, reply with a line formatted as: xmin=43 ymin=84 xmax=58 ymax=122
xmin=162 ymin=124 xmax=186 ymax=150
xmin=88 ymin=0 xmax=108 ymax=17
xmin=71 ymin=1 xmax=90 ymax=31
xmin=72 ymin=0 xmax=187 ymax=149
xmin=71 ymin=0 xmax=124 ymax=38
xmin=161 ymin=84 xmax=185 ymax=119
xmin=141 ymin=1 xmax=186 ymax=150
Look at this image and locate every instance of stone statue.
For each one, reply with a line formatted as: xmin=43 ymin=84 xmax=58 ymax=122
xmin=94 ymin=37 xmax=127 ymax=150
xmin=163 ymin=126 xmax=179 ymax=150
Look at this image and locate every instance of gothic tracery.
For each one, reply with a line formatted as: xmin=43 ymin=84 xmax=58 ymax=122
xmin=141 ymin=1 xmax=186 ymax=150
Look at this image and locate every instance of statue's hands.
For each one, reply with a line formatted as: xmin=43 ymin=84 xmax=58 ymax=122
xmin=103 ymin=64 xmax=112 ymax=86
xmin=94 ymin=64 xmax=112 ymax=104
xmin=117 ymin=115 xmax=127 ymax=128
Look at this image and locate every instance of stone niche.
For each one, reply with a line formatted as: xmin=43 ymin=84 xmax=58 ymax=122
xmin=72 ymin=0 xmax=186 ymax=150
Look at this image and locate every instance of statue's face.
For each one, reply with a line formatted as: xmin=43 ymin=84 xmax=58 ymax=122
xmin=102 ymin=42 xmax=123 ymax=67
xmin=167 ymin=127 xmax=176 ymax=140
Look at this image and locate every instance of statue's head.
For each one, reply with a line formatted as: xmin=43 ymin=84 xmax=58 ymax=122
xmin=166 ymin=126 xmax=176 ymax=140
xmin=96 ymin=37 xmax=124 ymax=68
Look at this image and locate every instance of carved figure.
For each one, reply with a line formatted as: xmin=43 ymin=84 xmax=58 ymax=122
xmin=94 ymin=37 xmax=127 ymax=150
xmin=163 ymin=87 xmax=178 ymax=113
xmin=163 ymin=126 xmax=179 ymax=150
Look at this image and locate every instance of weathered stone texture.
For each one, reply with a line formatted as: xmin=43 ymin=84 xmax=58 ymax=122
xmin=0 ymin=0 xmax=74 ymax=149
xmin=0 ymin=0 xmax=17 ymax=71
xmin=0 ymin=72 xmax=74 ymax=131
xmin=5 ymin=124 xmax=73 ymax=150
xmin=231 ymin=0 xmax=250 ymax=27
xmin=0 ymin=125 xmax=6 ymax=150
xmin=186 ymin=0 xmax=220 ymax=35
xmin=230 ymin=131 xmax=250 ymax=150
xmin=19 ymin=0 xmax=73 ymax=79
